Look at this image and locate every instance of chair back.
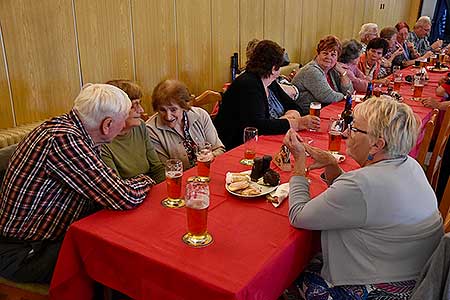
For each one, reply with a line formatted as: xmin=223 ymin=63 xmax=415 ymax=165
xmin=189 ymin=90 xmax=222 ymax=119
xmin=417 ymin=109 xmax=439 ymax=169
xmin=426 ymin=108 xmax=450 ymax=191
xmin=440 ymin=176 xmax=450 ymax=233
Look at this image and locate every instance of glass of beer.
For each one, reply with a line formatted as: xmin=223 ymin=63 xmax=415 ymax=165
xmin=439 ymin=52 xmax=445 ymax=63
xmin=309 ymin=102 xmax=321 ymax=131
xmin=195 ymin=142 xmax=214 ymax=182
xmin=328 ymin=118 xmax=343 ymax=154
xmin=182 ymin=182 xmax=213 ymax=247
xmin=412 ymin=75 xmax=425 ymax=100
xmin=429 ymin=55 xmax=437 ymax=66
xmin=419 ymin=59 xmax=427 ymax=68
xmin=161 ymin=159 xmax=185 ymax=208
xmin=393 ymin=72 xmax=402 ymax=91
xmin=240 ymin=127 xmax=258 ymax=165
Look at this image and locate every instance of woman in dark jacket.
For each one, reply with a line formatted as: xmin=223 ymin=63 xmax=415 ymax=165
xmin=214 ymin=40 xmax=319 ymax=150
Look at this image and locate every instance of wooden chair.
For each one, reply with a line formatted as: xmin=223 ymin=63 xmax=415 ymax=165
xmin=190 ymin=90 xmax=221 ymax=107
xmin=416 ymin=109 xmax=439 ymax=169
xmin=426 ymin=108 xmax=450 ymax=191
xmin=189 ymin=90 xmax=222 ymax=119
xmin=440 ymin=176 xmax=450 ymax=233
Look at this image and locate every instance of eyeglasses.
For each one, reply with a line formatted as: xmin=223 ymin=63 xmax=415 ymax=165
xmin=348 ymin=123 xmax=368 ymax=135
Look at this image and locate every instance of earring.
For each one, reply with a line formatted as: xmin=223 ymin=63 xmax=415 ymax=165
xmin=367 ymin=153 xmax=374 ymax=161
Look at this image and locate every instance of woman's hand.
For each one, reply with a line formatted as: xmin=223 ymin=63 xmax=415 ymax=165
xmin=282 ymin=110 xmax=301 ymax=120
xmin=422 ymin=97 xmax=440 ymax=109
xmin=303 ymin=143 xmax=337 ymax=170
xmin=283 ymin=129 xmax=306 ymax=176
xmin=298 ymin=115 xmax=320 ymax=131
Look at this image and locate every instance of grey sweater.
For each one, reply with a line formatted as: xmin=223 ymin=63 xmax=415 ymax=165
xmin=291 ymin=60 xmax=354 ymax=115
xmin=289 ymin=156 xmax=443 ymax=285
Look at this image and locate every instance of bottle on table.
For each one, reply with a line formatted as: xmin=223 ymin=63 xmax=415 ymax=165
xmin=341 ymin=93 xmax=353 ymax=131
xmin=230 ymin=52 xmax=239 ymax=81
xmin=363 ymin=81 xmax=373 ymax=101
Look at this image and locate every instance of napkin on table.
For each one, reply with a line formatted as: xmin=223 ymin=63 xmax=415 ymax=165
xmin=267 ymin=183 xmax=289 ymax=208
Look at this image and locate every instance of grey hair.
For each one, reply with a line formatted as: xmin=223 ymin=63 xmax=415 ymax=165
xmin=339 ymin=39 xmax=362 ymax=63
xmin=359 ymin=23 xmax=378 ymax=41
xmin=353 ymin=96 xmax=420 ymax=158
xmin=415 ymin=16 xmax=432 ymax=28
xmin=73 ymin=83 xmax=131 ymax=130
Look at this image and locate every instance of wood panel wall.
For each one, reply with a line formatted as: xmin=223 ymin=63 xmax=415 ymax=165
xmin=0 ymin=0 xmax=420 ymax=129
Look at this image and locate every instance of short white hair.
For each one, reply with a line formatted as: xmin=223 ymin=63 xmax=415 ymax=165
xmin=353 ymin=96 xmax=420 ymax=158
xmin=73 ymin=83 xmax=131 ymax=130
xmin=359 ymin=23 xmax=378 ymax=40
xmin=415 ymin=16 xmax=432 ymax=28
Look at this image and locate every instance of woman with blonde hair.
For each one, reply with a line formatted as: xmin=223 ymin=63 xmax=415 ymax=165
xmin=283 ymin=96 xmax=443 ymax=299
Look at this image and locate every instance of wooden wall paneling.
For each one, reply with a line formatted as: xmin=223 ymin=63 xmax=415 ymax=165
xmin=176 ymin=0 xmax=212 ymax=96
xmin=0 ymin=24 xmax=14 ymax=129
xmin=284 ymin=0 xmax=303 ymax=63
xmin=211 ymin=0 xmax=239 ymax=92
xmin=408 ymin=0 xmax=421 ymax=26
xmin=300 ymin=0 xmax=319 ymax=64
xmin=132 ymin=0 xmax=177 ymax=113
xmin=363 ymin=0 xmax=376 ymax=24
xmin=0 ymin=0 xmax=80 ymax=125
xmin=329 ymin=0 xmax=355 ymax=39
xmin=74 ymin=0 xmax=134 ymax=84
xmin=316 ymin=0 xmax=333 ymax=40
xmin=352 ymin=0 xmax=366 ymax=40
xmin=239 ymin=0 xmax=264 ymax=67
xmin=264 ymin=0 xmax=285 ymax=46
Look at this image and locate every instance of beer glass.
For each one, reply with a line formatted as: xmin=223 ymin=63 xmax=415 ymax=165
xmin=162 ymin=159 xmax=185 ymax=208
xmin=412 ymin=75 xmax=424 ymax=100
xmin=429 ymin=55 xmax=437 ymax=66
xmin=182 ymin=182 xmax=213 ymax=247
xmin=241 ymin=127 xmax=258 ymax=165
xmin=195 ymin=142 xmax=213 ymax=182
xmin=393 ymin=72 xmax=402 ymax=91
xmin=309 ymin=102 xmax=321 ymax=131
xmin=328 ymin=118 xmax=343 ymax=154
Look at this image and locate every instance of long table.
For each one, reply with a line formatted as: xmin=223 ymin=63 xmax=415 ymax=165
xmin=49 ymin=129 xmax=360 ymax=300
xmin=49 ymin=67 xmax=440 ymax=300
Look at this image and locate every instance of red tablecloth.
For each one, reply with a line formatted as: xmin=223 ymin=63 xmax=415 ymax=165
xmin=50 ymin=66 xmax=442 ymax=300
xmin=49 ymin=134 xmax=358 ymax=300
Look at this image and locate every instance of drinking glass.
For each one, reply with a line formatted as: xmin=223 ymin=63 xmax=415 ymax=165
xmin=429 ymin=55 xmax=437 ymax=66
xmin=240 ymin=127 xmax=258 ymax=165
xmin=328 ymin=118 xmax=344 ymax=154
xmin=309 ymin=102 xmax=321 ymax=131
xmin=412 ymin=74 xmax=425 ymax=100
xmin=195 ymin=142 xmax=213 ymax=182
xmin=393 ymin=72 xmax=402 ymax=92
xmin=182 ymin=182 xmax=213 ymax=247
xmin=162 ymin=159 xmax=185 ymax=208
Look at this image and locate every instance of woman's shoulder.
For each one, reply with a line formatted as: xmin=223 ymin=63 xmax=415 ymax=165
xmin=297 ymin=61 xmax=323 ymax=77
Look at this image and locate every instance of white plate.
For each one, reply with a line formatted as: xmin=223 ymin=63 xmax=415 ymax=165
xmin=427 ymin=66 xmax=449 ymax=72
xmin=225 ymin=181 xmax=278 ymax=198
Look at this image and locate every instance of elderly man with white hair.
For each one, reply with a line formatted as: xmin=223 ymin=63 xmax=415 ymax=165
xmin=359 ymin=23 xmax=379 ymax=52
xmin=408 ymin=16 xmax=443 ymax=55
xmin=0 ymin=84 xmax=155 ymax=284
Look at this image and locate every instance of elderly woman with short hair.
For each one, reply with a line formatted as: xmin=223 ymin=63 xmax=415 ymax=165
xmin=338 ymin=39 xmax=370 ymax=93
xmin=292 ymin=35 xmax=354 ymax=115
xmin=359 ymin=23 xmax=379 ymax=52
xmin=146 ymin=79 xmax=225 ymax=170
xmin=214 ymin=40 xmax=319 ymax=150
xmin=378 ymin=26 xmax=404 ymax=77
xmin=283 ymin=96 xmax=443 ymax=300
xmin=358 ymin=37 xmax=390 ymax=84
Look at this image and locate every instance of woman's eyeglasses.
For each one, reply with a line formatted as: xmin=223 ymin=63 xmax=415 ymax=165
xmin=348 ymin=123 xmax=368 ymax=135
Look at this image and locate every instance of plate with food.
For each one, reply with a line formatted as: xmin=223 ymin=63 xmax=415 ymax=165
xmin=427 ymin=66 xmax=449 ymax=72
xmin=225 ymin=171 xmax=279 ymax=198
